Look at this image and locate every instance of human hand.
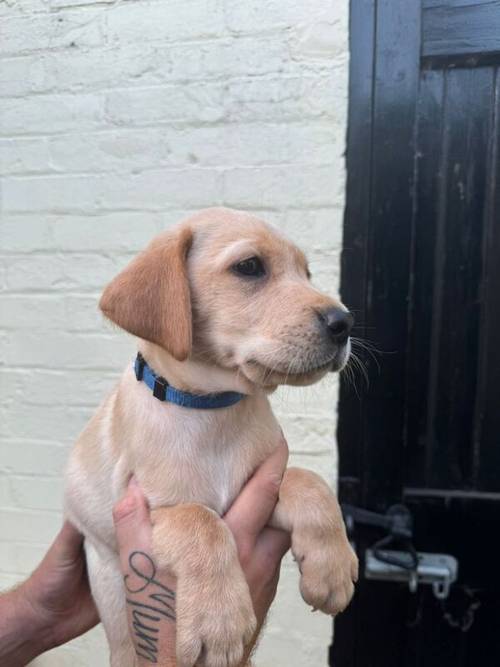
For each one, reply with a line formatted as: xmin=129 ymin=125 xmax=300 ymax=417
xmin=0 ymin=522 xmax=99 ymax=666
xmin=113 ymin=478 xmax=177 ymax=666
xmin=224 ymin=437 xmax=291 ymax=627
xmin=112 ymin=439 xmax=290 ymax=666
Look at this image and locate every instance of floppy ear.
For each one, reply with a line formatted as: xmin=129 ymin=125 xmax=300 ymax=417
xmin=99 ymin=226 xmax=193 ymax=361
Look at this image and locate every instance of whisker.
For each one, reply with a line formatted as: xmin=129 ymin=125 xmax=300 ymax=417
xmin=345 ymin=349 xmax=370 ymax=390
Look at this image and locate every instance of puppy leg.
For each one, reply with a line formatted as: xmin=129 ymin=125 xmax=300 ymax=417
xmin=270 ymin=467 xmax=358 ymax=615
xmin=151 ymin=503 xmax=256 ymax=667
xmin=85 ymin=540 xmax=136 ymax=667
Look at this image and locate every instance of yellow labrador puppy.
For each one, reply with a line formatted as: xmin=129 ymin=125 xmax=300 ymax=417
xmin=65 ymin=207 xmax=358 ymax=667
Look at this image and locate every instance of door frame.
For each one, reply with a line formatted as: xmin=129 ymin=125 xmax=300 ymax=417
xmin=332 ymin=1 xmax=422 ymax=662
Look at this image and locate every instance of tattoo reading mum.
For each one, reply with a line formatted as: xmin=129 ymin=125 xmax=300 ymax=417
xmin=124 ymin=551 xmax=176 ymax=663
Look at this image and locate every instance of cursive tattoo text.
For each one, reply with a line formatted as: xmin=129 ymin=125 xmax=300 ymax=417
xmin=124 ymin=550 xmax=176 ymax=663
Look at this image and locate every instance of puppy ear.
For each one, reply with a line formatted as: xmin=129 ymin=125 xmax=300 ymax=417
xmin=100 ymin=227 xmax=193 ymax=361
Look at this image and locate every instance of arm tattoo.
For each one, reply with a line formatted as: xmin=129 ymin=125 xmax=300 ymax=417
xmin=124 ymin=550 xmax=176 ymax=663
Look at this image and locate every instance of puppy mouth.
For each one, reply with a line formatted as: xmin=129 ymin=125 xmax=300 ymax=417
xmin=241 ymin=338 xmax=351 ymax=386
xmin=246 ymin=354 xmax=338 ymax=380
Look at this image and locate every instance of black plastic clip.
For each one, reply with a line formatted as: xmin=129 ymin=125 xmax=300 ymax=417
xmin=135 ymin=353 xmax=145 ymax=381
xmin=342 ymin=503 xmax=418 ymax=571
xmin=153 ymin=376 xmax=168 ymax=401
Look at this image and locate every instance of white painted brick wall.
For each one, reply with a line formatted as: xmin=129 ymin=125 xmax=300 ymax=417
xmin=0 ymin=1 xmax=349 ymax=664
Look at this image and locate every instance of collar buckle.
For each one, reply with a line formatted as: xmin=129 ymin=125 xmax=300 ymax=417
xmin=153 ymin=376 xmax=168 ymax=401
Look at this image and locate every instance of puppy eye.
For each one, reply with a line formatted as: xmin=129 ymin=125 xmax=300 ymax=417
xmin=232 ymin=256 xmax=266 ymax=278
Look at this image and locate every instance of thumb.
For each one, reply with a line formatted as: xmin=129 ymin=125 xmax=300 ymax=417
xmin=113 ymin=478 xmax=152 ymax=570
xmin=225 ymin=438 xmax=288 ymax=546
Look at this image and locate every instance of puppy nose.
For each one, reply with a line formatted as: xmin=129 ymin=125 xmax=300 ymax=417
xmin=319 ymin=307 xmax=354 ymax=344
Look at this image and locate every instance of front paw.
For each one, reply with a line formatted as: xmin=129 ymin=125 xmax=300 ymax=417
xmin=294 ymin=527 xmax=358 ymax=616
xmin=175 ymin=569 xmax=257 ymax=667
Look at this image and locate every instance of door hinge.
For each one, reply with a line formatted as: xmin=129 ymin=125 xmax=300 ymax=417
xmin=342 ymin=503 xmax=459 ymax=599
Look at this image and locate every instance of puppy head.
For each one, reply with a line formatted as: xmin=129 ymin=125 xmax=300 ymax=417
xmin=100 ymin=208 xmax=352 ymax=388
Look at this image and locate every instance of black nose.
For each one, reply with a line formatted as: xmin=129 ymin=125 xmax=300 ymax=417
xmin=319 ymin=307 xmax=354 ymax=344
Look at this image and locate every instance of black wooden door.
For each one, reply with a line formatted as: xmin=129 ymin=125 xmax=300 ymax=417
xmin=332 ymin=1 xmax=500 ymax=665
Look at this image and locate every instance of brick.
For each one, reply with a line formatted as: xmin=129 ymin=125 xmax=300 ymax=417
xmin=3 ymin=169 xmax=222 ymax=213
xmin=282 ymin=208 xmax=344 ymax=252
xmin=0 ymin=47 xmax=154 ymax=98
xmin=272 ymin=378 xmax=339 ymax=417
xmin=0 ymin=402 xmax=94 ymax=441
xmin=225 ymin=0 xmax=339 ymax=34
xmin=0 ymin=508 xmax=61 ymax=543
xmin=0 ymin=572 xmax=24 ymax=590
xmin=0 ymin=295 xmax=69 ymax=331
xmin=0 ymin=93 xmax=104 ymax=136
xmin=0 ymin=330 xmax=134 ymax=370
xmin=104 ymin=83 xmax=224 ymax=126
xmin=308 ymin=255 xmax=341 ymax=293
xmin=50 ymin=212 xmax=161 ymax=251
xmin=0 ymin=9 xmax=104 ymax=56
xmin=222 ymin=164 xmax=343 ymax=208
xmin=0 ymin=293 xmax=106 ymax=340
xmin=288 ymin=451 xmax=336 ymax=487
xmin=1 ymin=368 xmax=119 ymax=406
xmin=266 ymin=560 xmax=334 ymax=640
xmin=46 ymin=122 xmax=338 ymax=173
xmin=0 ymin=212 xmax=164 ymax=252
xmin=0 ymin=0 xmax=49 ymax=16
xmin=225 ymin=74 xmax=341 ymax=122
xmin=64 ymin=294 xmax=107 ymax=332
xmin=0 ymin=263 xmax=6 ymax=291
xmin=0 ymin=541 xmax=48 ymax=575
xmin=0 ymin=37 xmax=301 ymax=100
xmin=8 ymin=475 xmax=64 ymax=511
xmin=276 ymin=414 xmax=337 ymax=457
xmin=0 ymin=137 xmax=52 ymax=175
xmin=289 ymin=18 xmax=349 ymax=62
xmin=48 ymin=129 xmax=174 ymax=173
xmin=0 ymin=441 xmax=68 ymax=476
xmin=0 ymin=475 xmax=12 ymax=507
xmin=257 ymin=621 xmax=330 ymax=667
xmin=165 ymin=36 xmax=295 ymax=81
xmin=0 ymin=216 xmax=53 ymax=252
xmin=27 ymin=646 xmax=100 ymax=667
xmin=51 ymin=0 xmax=115 ymax=7
xmin=105 ymin=0 xmax=224 ymax=45
xmin=0 ymin=55 xmax=47 ymax=98
xmin=166 ymin=122 xmax=340 ymax=167
xmin=3 ymin=253 xmax=124 ymax=291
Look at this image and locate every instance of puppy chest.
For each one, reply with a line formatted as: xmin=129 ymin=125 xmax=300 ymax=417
xmin=142 ymin=444 xmax=255 ymax=516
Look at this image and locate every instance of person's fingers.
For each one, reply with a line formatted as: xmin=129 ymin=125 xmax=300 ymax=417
xmin=225 ymin=438 xmax=289 ymax=546
xmin=113 ymin=477 xmax=152 ymax=572
xmin=254 ymin=527 xmax=291 ymax=566
xmin=242 ymin=528 xmax=290 ymax=628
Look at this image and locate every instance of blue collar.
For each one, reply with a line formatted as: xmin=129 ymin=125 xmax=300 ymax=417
xmin=134 ymin=353 xmax=245 ymax=410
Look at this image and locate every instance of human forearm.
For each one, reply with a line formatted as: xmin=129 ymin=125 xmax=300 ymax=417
xmin=0 ymin=585 xmax=52 ymax=667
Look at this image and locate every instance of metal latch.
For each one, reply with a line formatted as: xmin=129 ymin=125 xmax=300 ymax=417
xmin=365 ymin=549 xmax=458 ymax=599
xmin=342 ymin=503 xmax=459 ymax=600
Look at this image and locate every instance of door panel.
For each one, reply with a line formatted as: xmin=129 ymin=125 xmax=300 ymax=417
xmin=423 ymin=0 xmax=500 ymax=60
xmin=333 ymin=1 xmax=500 ymax=664
xmin=407 ymin=66 xmax=496 ymax=492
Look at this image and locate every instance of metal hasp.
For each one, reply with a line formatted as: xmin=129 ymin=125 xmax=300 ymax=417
xmin=342 ymin=503 xmax=459 ymax=599
xmin=365 ymin=550 xmax=459 ymax=600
